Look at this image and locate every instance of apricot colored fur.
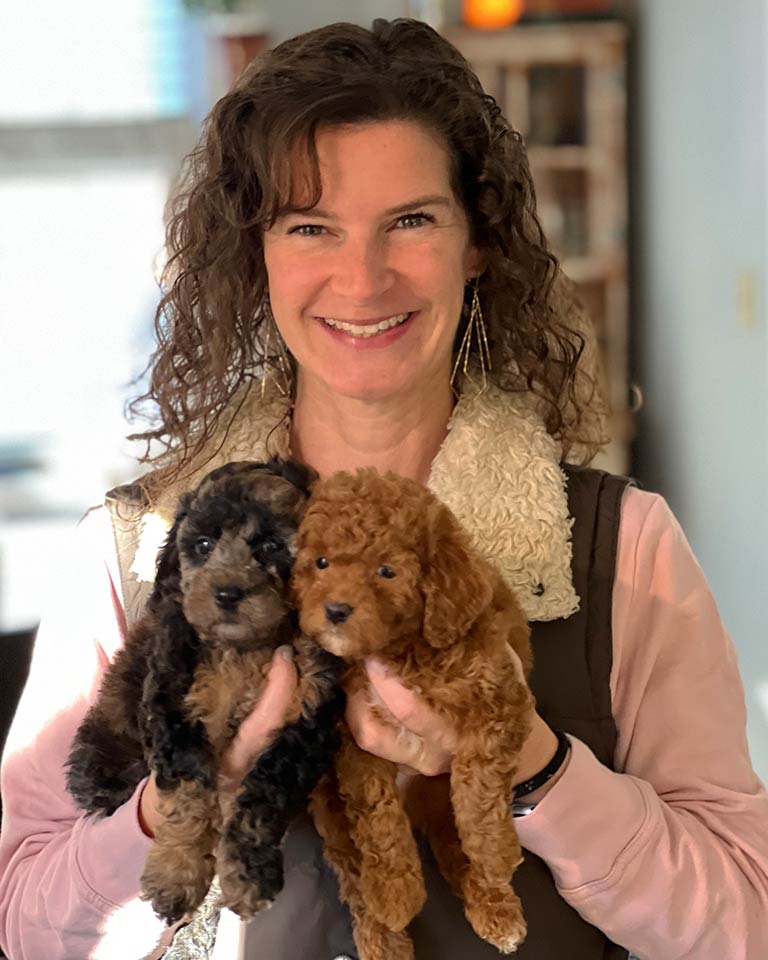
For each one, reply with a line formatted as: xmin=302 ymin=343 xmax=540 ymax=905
xmin=294 ymin=469 xmax=534 ymax=958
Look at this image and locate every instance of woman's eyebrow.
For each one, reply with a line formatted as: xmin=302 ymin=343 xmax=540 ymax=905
xmin=274 ymin=194 xmax=453 ymax=221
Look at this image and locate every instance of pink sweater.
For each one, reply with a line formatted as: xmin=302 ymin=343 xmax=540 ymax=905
xmin=1 ymin=488 xmax=766 ymax=959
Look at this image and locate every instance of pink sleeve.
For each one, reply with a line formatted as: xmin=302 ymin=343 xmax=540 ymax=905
xmin=515 ymin=486 xmax=768 ymax=960
xmin=0 ymin=507 xmax=169 ymax=960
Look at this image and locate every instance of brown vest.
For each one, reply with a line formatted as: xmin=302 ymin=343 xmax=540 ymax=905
xmin=108 ymin=465 xmax=633 ymax=960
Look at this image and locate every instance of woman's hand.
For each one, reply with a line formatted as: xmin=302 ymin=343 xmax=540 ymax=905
xmin=348 ymin=648 xmax=563 ymax=799
xmin=138 ymin=645 xmax=298 ymax=838
xmin=346 ymin=658 xmax=457 ymax=776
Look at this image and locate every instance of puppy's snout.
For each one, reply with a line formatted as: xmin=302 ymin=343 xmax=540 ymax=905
xmin=325 ymin=602 xmax=353 ymax=625
xmin=214 ymin=585 xmax=245 ymax=611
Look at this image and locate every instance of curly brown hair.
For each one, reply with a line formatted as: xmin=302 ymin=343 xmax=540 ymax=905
xmin=129 ymin=17 xmax=607 ymax=478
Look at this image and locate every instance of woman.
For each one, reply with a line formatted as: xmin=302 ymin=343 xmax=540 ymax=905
xmin=1 ymin=18 xmax=766 ymax=960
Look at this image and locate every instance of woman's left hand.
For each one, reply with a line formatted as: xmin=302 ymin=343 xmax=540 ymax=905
xmin=348 ymin=649 xmax=564 ymax=796
xmin=345 ymin=657 xmax=458 ymax=776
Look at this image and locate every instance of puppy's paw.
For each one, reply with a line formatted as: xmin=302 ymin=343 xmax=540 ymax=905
xmin=361 ymin=862 xmax=425 ymax=932
xmin=354 ymin=913 xmax=416 ymax=960
xmin=141 ymin=848 xmax=212 ymax=924
xmin=217 ymin=870 xmax=273 ymax=920
xmin=141 ymin=874 xmax=207 ymax=925
xmin=216 ymin=841 xmax=282 ymax=919
xmin=220 ymin=832 xmax=285 ymax=894
xmin=464 ymin=886 xmax=527 ymax=954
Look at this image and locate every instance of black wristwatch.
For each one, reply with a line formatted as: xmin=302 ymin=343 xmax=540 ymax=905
xmin=511 ymin=729 xmax=571 ymax=818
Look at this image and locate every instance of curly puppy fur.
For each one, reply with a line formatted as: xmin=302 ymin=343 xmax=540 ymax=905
xmin=66 ymin=458 xmax=345 ymax=924
xmin=293 ymin=469 xmax=534 ymax=958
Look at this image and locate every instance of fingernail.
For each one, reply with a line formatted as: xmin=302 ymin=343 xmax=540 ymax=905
xmin=366 ymin=657 xmax=387 ymax=676
xmin=277 ymin=645 xmax=295 ymax=663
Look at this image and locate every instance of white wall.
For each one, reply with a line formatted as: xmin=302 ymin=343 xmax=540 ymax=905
xmin=633 ymin=0 xmax=768 ymax=779
xmin=255 ymin=0 xmax=412 ymax=41
xmin=242 ymin=1 xmax=465 ymax=42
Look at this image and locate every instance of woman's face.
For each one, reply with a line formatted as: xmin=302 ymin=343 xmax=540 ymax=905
xmin=262 ymin=120 xmax=481 ymax=403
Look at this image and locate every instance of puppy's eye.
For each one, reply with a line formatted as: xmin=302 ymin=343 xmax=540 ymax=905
xmin=377 ymin=564 xmax=396 ymax=579
xmin=316 ymin=557 xmax=329 ymax=569
xmin=194 ymin=536 xmax=214 ymax=558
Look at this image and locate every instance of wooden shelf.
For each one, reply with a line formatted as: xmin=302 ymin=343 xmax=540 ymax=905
xmin=561 ymin=253 xmax=624 ymax=283
xmin=527 ymin=145 xmax=601 ymax=170
xmin=447 ymin=21 xmax=631 ymax=472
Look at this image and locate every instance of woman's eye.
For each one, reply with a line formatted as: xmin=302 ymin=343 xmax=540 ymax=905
xmin=377 ymin=564 xmax=396 ymax=579
xmin=288 ymin=224 xmax=324 ymax=237
xmin=316 ymin=556 xmax=329 ymax=569
xmin=194 ymin=536 xmax=214 ymax=558
xmin=395 ymin=212 xmax=435 ymax=230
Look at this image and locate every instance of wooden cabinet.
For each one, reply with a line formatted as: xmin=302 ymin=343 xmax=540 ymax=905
xmin=447 ymin=21 xmax=631 ymax=473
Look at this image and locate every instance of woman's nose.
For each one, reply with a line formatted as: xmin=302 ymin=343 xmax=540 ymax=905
xmin=329 ymin=236 xmax=394 ymax=302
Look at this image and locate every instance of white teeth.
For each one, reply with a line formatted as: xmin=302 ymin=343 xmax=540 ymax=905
xmin=321 ymin=312 xmax=411 ymax=337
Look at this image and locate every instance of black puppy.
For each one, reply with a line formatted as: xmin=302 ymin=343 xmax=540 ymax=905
xmin=66 ymin=458 xmax=345 ymax=923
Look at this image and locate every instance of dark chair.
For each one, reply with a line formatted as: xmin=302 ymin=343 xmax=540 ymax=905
xmin=0 ymin=626 xmax=37 ymax=824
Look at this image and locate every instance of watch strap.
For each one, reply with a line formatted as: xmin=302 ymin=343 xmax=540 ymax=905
xmin=512 ymin=729 xmax=571 ymax=800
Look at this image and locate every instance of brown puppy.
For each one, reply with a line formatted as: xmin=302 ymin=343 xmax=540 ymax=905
xmin=293 ymin=469 xmax=534 ymax=959
xmin=67 ymin=459 xmax=345 ymax=924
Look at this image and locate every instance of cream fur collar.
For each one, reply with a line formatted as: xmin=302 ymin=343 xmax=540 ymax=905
xmin=131 ymin=380 xmax=579 ymax=622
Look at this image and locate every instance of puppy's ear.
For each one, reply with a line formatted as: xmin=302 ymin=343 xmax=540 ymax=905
xmin=141 ymin=493 xmax=210 ymax=786
xmin=152 ymin=493 xmax=190 ymax=601
xmin=263 ymin=456 xmax=319 ymax=495
xmin=421 ymin=501 xmax=494 ymax=649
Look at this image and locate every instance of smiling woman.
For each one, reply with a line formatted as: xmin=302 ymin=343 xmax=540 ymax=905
xmin=126 ymin=16 xmax=606 ymax=490
xmin=262 ymin=121 xmax=481 ymax=473
xmin=1 ymin=15 xmax=767 ymax=960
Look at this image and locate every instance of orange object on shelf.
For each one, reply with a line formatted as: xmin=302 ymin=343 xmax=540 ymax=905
xmin=462 ymin=0 xmax=525 ymax=29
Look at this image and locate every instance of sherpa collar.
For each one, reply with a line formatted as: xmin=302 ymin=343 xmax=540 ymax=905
xmin=130 ymin=380 xmax=579 ymax=622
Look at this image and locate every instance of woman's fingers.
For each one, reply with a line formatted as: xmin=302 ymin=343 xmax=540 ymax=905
xmin=219 ymin=645 xmax=298 ymax=786
xmin=366 ymin=658 xmax=458 ymax=754
xmin=344 ymin=660 xmax=455 ymax=776
xmin=505 ymin=640 xmax=527 ymax=684
xmin=138 ymin=772 xmax=162 ymax=839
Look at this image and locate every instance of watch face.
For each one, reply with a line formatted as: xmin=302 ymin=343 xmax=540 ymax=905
xmin=511 ymin=801 xmax=538 ymax=818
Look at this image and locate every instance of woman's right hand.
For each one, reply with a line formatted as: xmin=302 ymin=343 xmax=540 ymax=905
xmin=138 ymin=645 xmax=299 ymax=838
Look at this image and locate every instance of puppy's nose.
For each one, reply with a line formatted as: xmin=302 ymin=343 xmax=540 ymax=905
xmin=215 ymin=585 xmax=245 ymax=611
xmin=325 ymin=602 xmax=353 ymax=625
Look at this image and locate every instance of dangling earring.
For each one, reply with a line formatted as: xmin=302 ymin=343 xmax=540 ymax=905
xmin=260 ymin=300 xmax=292 ymax=399
xmin=451 ymin=278 xmax=492 ymax=395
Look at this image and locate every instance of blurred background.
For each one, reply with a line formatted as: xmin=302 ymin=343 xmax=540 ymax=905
xmin=0 ymin=0 xmax=765 ymax=779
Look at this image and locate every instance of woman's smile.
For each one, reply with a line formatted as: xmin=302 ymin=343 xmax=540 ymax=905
xmin=315 ymin=310 xmax=416 ymax=346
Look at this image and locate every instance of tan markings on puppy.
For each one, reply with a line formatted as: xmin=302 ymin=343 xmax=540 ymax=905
xmin=180 ymin=528 xmax=288 ymax=646
xmin=185 ymin=650 xmax=272 ymax=747
xmin=141 ymin=779 xmax=221 ymax=923
xmin=292 ymin=634 xmax=349 ymax=717
xmin=217 ymin=846 xmax=273 ymax=918
xmin=255 ymin=475 xmax=310 ymax=519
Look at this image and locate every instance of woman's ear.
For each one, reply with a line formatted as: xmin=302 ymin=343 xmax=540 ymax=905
xmin=421 ymin=501 xmax=494 ymax=649
xmin=463 ymin=244 xmax=486 ymax=281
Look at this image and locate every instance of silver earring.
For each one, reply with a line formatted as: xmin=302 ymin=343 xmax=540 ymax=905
xmin=451 ymin=278 xmax=492 ymax=394
xmin=260 ymin=301 xmax=292 ymax=399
